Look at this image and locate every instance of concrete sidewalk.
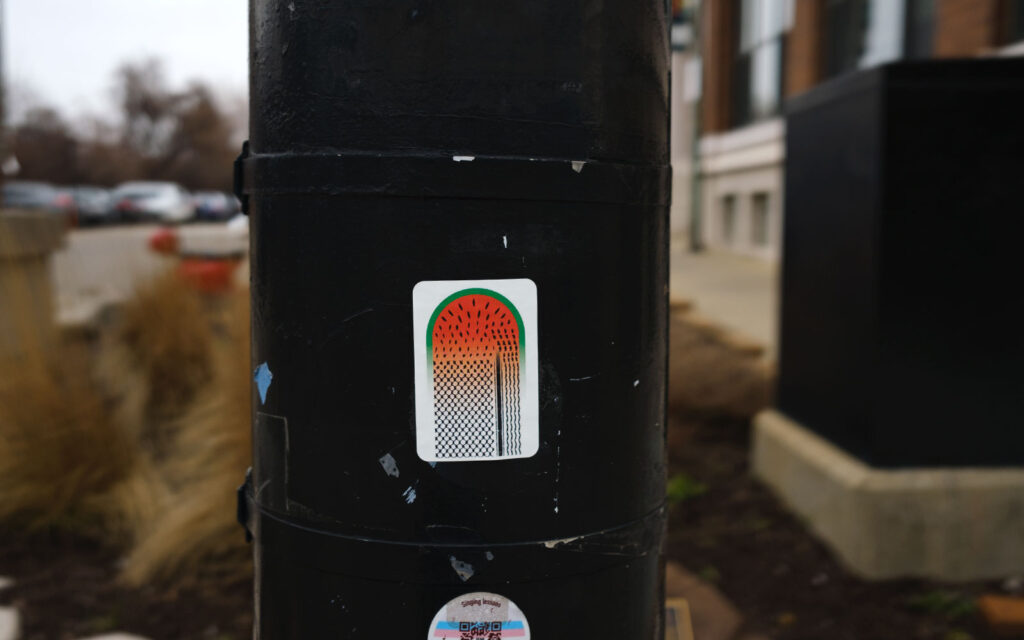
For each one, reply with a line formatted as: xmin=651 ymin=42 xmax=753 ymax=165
xmin=669 ymin=236 xmax=778 ymax=360
xmin=52 ymin=223 xmax=248 ymax=327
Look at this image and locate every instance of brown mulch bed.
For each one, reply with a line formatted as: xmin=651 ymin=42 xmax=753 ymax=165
xmin=666 ymin=413 xmax=1005 ymax=640
xmin=665 ymin=308 xmax=1008 ymax=639
xmin=0 ymin=417 xmax=1008 ymax=640
xmin=0 ymin=531 xmax=251 ymax=640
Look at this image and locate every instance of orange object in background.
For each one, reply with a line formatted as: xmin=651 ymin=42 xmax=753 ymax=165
xmin=978 ymin=595 xmax=1024 ymax=637
xmin=147 ymin=222 xmax=247 ymax=293
xmin=177 ymin=257 xmax=241 ymax=294
xmin=148 ymin=228 xmax=180 ymax=255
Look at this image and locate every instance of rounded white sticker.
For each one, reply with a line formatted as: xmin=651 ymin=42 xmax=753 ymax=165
xmin=412 ymin=279 xmax=540 ymax=462
xmin=427 ymin=591 xmax=531 ymax=639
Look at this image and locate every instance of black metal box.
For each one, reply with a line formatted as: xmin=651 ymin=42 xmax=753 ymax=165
xmin=779 ymin=59 xmax=1024 ymax=468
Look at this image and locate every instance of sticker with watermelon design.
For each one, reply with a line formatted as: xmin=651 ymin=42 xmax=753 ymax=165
xmin=412 ymin=279 xmax=539 ymax=462
xmin=427 ymin=591 xmax=531 ymax=639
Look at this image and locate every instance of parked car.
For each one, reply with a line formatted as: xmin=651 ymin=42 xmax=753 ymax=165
xmin=110 ymin=181 xmax=195 ymax=224
xmin=193 ymin=191 xmax=241 ymax=221
xmin=2 ymin=180 xmax=78 ymax=225
xmin=70 ymin=186 xmax=114 ymax=226
xmin=2 ymin=180 xmax=62 ymax=211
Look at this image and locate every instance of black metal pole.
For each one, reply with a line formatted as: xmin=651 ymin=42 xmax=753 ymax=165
xmin=238 ymin=1 xmax=670 ymax=637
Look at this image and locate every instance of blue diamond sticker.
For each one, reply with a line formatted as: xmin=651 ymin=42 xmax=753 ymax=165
xmin=254 ymin=362 xmax=273 ymax=405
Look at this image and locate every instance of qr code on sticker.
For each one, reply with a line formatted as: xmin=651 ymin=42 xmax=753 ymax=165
xmin=458 ymin=621 xmax=503 ymax=639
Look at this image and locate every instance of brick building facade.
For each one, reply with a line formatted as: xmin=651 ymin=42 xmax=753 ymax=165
xmin=673 ymin=0 xmax=1024 ymax=259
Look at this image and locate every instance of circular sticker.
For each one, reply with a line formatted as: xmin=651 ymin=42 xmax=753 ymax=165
xmin=427 ymin=591 xmax=530 ymax=639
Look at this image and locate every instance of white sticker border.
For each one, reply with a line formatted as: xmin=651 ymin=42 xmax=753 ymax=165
xmin=412 ymin=278 xmax=539 ymax=462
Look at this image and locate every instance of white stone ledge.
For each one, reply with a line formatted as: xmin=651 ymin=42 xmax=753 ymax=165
xmin=753 ymin=409 xmax=1024 ymax=581
xmin=0 ymin=607 xmax=20 ymax=640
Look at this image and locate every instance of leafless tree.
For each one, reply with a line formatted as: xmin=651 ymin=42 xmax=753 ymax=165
xmin=11 ymin=107 xmax=79 ymax=184
xmin=5 ymin=58 xmax=241 ymax=191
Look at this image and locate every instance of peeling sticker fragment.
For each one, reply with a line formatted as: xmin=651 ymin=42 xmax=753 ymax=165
xmin=402 ymin=485 xmax=417 ymax=504
xmin=378 ymin=453 xmax=400 ymax=478
xmin=253 ymin=362 xmax=273 ymax=404
xmin=571 ymin=160 xmax=585 ymax=173
xmin=542 ymin=535 xmax=583 ymax=549
xmin=449 ymin=556 xmax=475 ymax=582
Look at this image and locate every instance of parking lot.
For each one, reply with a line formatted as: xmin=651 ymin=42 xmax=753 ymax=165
xmin=53 ymin=223 xmax=248 ymax=327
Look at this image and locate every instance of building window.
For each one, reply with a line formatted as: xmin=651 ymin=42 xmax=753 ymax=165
xmin=751 ymin=193 xmax=771 ymax=247
xmin=824 ymin=0 xmax=906 ymax=78
xmin=721 ymin=195 xmax=737 ymax=244
xmin=732 ymin=0 xmax=793 ymax=127
xmin=1006 ymin=0 xmax=1024 ymax=44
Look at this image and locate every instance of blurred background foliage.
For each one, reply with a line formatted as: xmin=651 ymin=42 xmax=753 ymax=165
xmin=7 ymin=58 xmax=242 ymax=191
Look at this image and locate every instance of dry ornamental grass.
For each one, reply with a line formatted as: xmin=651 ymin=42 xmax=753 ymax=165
xmin=121 ymin=289 xmax=253 ymax=587
xmin=0 ymin=347 xmax=139 ymax=533
xmin=1 ymin=217 xmax=253 ymax=587
xmin=95 ymin=270 xmax=216 ymax=458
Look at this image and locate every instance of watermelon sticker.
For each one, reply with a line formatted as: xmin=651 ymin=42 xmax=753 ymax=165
xmin=427 ymin=591 xmax=531 ymax=639
xmin=412 ymin=279 xmax=539 ymax=462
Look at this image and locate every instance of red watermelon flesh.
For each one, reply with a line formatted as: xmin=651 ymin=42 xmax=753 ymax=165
xmin=431 ymin=293 xmax=520 ymax=364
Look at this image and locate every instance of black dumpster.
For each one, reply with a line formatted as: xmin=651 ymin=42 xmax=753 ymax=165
xmin=238 ymin=1 xmax=670 ymax=637
xmin=780 ymin=58 xmax=1024 ymax=468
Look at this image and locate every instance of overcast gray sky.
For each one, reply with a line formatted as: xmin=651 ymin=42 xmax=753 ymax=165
xmin=4 ymin=0 xmax=247 ymax=118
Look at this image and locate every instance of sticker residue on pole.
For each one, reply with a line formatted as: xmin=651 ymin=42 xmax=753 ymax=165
xmin=427 ymin=591 xmax=531 ymax=639
xmin=413 ymin=278 xmax=539 ymax=462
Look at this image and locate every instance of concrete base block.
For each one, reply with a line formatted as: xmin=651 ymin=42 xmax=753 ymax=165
xmin=665 ymin=598 xmax=695 ymax=640
xmin=0 ymin=210 xmax=65 ymax=260
xmin=753 ymin=409 xmax=1024 ymax=581
xmin=0 ymin=607 xmax=20 ymax=640
xmin=0 ymin=211 xmax=65 ymax=360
